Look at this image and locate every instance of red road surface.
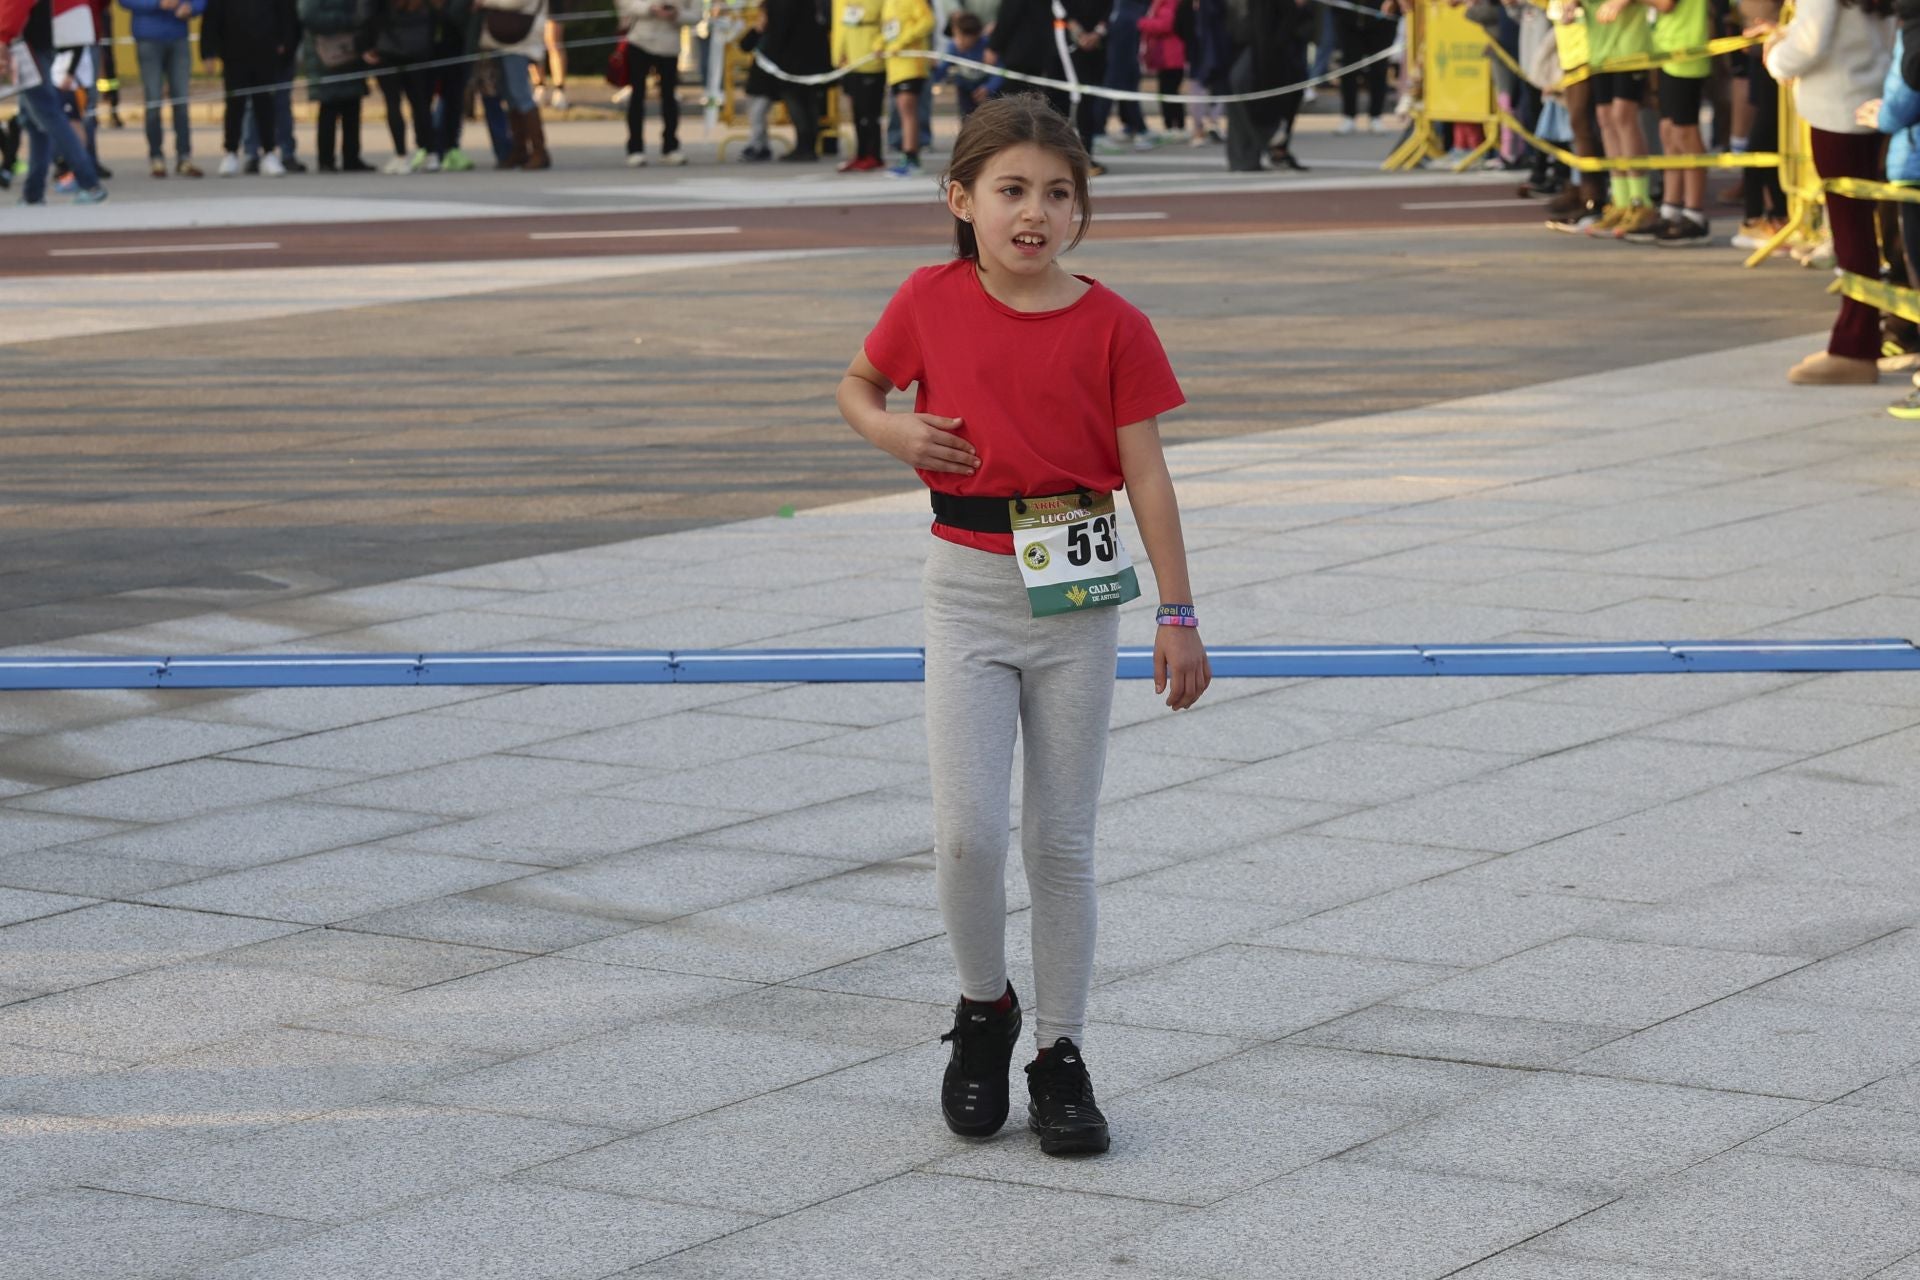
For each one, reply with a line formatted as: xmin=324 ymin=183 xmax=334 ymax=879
xmin=0 ymin=181 xmax=1546 ymax=276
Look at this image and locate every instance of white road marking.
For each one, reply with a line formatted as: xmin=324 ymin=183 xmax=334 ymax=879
xmin=48 ymin=241 xmax=281 ymax=257
xmin=1399 ymin=198 xmax=1533 ymax=210
xmin=527 ymin=225 xmax=743 ymax=241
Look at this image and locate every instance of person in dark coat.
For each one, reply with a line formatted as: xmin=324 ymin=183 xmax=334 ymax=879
xmin=987 ymin=0 xmax=1111 ymax=167
xmin=760 ymin=0 xmax=830 ymax=157
xmin=359 ymin=0 xmax=442 ymax=168
xmin=201 ymin=0 xmax=299 ymax=172
xmin=297 ymin=0 xmax=370 ymax=169
xmin=1223 ymin=0 xmax=1308 ymax=170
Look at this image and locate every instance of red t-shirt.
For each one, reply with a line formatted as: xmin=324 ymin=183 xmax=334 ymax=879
xmin=862 ymin=259 xmax=1185 ymax=554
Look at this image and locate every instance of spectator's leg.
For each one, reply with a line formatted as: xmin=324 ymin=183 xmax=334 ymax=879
xmin=136 ymin=39 xmax=165 ymax=160
xmin=656 ymin=53 xmax=680 ymax=156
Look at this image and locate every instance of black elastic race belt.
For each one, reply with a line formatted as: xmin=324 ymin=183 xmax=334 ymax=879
xmin=930 ymin=490 xmax=1096 ymax=534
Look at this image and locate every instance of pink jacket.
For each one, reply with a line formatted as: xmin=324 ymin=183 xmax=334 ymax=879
xmin=1139 ymin=0 xmax=1185 ymax=71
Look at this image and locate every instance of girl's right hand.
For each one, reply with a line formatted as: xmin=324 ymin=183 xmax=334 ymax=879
xmin=877 ymin=413 xmax=978 ymax=475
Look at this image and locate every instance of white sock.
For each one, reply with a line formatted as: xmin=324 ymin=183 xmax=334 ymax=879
xmin=1683 ymin=208 xmax=1707 ymax=226
xmin=1660 ymin=202 xmax=1680 ymax=222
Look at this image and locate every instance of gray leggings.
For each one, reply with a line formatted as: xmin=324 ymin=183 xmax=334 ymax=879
xmin=922 ymin=537 xmax=1119 ymax=1050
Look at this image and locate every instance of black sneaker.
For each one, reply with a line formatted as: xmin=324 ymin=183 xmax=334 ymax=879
xmin=939 ymin=984 xmax=1022 ymax=1137
xmin=1656 ymin=217 xmax=1712 ymax=248
xmin=1025 ymin=1037 xmax=1110 ymax=1156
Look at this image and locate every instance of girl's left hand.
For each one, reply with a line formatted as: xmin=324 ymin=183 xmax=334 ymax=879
xmin=1153 ymin=626 xmax=1211 ymax=711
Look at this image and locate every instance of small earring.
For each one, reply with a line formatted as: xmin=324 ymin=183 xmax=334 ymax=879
xmin=961 ymin=213 xmax=972 ymax=222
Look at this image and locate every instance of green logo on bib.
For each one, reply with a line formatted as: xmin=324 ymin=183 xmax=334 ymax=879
xmin=1023 ymin=543 xmax=1050 ymax=572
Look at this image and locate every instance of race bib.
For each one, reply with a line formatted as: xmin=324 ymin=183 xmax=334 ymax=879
xmin=7 ymin=41 xmax=42 ymax=93
xmin=841 ymin=5 xmax=865 ymax=23
xmin=1010 ymin=491 xmax=1140 ymax=617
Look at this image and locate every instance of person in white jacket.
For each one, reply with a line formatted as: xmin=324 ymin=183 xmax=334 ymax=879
xmin=1761 ymin=0 xmax=1893 ymax=383
xmin=618 ymin=0 xmax=698 ymax=164
xmin=481 ymin=0 xmax=553 ymax=168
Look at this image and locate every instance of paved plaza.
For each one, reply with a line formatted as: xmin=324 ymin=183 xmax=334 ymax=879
xmin=3 ymin=127 xmax=1920 ymax=1274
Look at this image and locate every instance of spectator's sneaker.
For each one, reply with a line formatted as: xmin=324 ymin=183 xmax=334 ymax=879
xmin=218 ymin=152 xmax=242 ymax=177
xmin=739 ymin=144 xmax=771 ymax=162
xmin=72 ymin=185 xmax=108 ymax=204
xmin=939 ymin=985 xmax=1022 ymax=1137
xmin=835 ymin=154 xmax=883 ymax=171
xmin=176 ymin=158 xmax=204 ymax=177
xmin=626 ymin=152 xmax=649 ymax=167
xmin=381 ymin=154 xmax=411 ymax=175
xmin=611 ymin=85 xmax=633 ymax=105
xmin=1578 ymin=203 xmax=1622 ymax=237
xmin=442 ymin=148 xmax=474 ymax=172
xmin=341 ymin=157 xmax=375 ymax=172
xmin=421 ymin=152 xmax=442 ymax=172
xmin=1620 ymin=209 xmax=1667 ymax=243
xmin=1656 ymin=217 xmax=1711 ymax=248
xmin=1888 ymin=389 xmax=1920 ymax=420
xmin=549 ymin=88 xmax=569 ymax=112
xmin=282 ymin=155 xmax=308 ymax=173
xmin=1545 ymin=199 xmax=1597 ymax=233
xmin=1613 ymin=205 xmax=1662 ymax=241
xmin=260 ymin=152 xmax=287 ymax=177
xmin=243 ymin=154 xmax=260 ymax=174
xmin=1131 ymin=132 xmax=1155 ymax=151
xmin=407 ymin=149 xmax=431 ymax=173
xmin=53 ymin=174 xmax=75 ymax=194
xmin=886 ymin=155 xmax=922 ymax=177
xmin=149 ymin=156 xmax=166 ymax=177
xmin=1730 ymin=216 xmax=1785 ymax=251
xmin=1025 ymin=1038 xmax=1110 ymax=1156
xmin=661 ymin=150 xmax=687 ymax=166
xmin=1336 ymin=116 xmax=1356 ymax=135
xmin=1367 ymin=115 xmax=1385 ymax=133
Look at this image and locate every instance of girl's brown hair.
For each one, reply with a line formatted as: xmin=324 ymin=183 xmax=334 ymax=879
xmin=943 ymin=94 xmax=1093 ymax=259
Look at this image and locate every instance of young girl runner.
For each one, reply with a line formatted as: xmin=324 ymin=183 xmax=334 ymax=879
xmin=837 ymin=94 xmax=1212 ymax=1157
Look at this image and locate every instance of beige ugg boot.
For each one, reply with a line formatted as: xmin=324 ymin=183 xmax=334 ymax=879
xmin=1788 ymin=352 xmax=1879 ymax=385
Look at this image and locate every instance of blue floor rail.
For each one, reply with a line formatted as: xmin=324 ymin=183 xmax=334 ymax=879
xmin=2 ymin=639 xmax=1917 ymax=691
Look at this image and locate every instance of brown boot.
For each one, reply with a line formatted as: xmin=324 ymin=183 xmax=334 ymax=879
xmin=1543 ymin=184 xmax=1584 ymax=219
xmin=522 ymin=110 xmax=551 ymax=170
xmin=1787 ymin=352 xmax=1880 ymax=385
xmin=502 ymin=110 xmax=528 ymax=169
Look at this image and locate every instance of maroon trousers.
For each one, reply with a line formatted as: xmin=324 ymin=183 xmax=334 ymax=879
xmin=1809 ymin=126 xmax=1885 ymax=360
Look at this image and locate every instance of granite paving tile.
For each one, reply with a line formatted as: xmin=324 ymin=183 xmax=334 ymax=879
xmin=1257 ymin=883 xmax=1637 ymax=967
xmin=0 ymin=886 xmax=94 ymax=928
xmin=406 ymin=1019 xmax=873 ymax=1131
xmin=169 ymin=685 xmax=504 ymax=733
xmin=0 ymin=845 xmax=224 ymax=898
xmin=1593 ymin=770 xmax=1920 ymax=847
xmin=558 ymin=890 xmax=944 ymax=983
xmin=0 ymin=959 xmax=392 ymax=1061
xmin=135 ymin=845 xmax=537 ymax=925
xmin=1288 ymin=1004 xmax=1633 ymax=1069
xmin=0 ymin=1025 xmax=501 ymax=1130
xmin=1365 ymin=697 xmax=1674 ymax=755
xmin=1307 ymin=782 xmax=1653 ymax=855
xmin=211 ymin=927 xmax=521 ymax=988
xmin=1193 ymin=739 xmax=1522 ymax=806
xmin=1120 ymin=1157 xmax=1600 ymax=1280
xmin=382 ymin=795 xmax=758 ymax=866
xmin=5 ymin=760 xmax=362 ymax=823
xmin=1396 ymin=936 xmax=1802 ymax=1028
xmin=0 ymin=1108 xmax=252 ymax=1206
xmin=0 ymin=808 xmax=133 ymax=856
xmin=221 ymin=714 xmax=571 ymax=774
xmin=1739 ymin=1103 xmax=1920 ymax=1175
xmin=0 ymin=716 xmax=296 ymax=781
xmin=191 ymin=1178 xmax=756 ymax=1280
xmin=313 ymin=754 xmax=654 ymax=818
xmin=101 ymin=1104 xmax=627 ymax=1225
xmin=1480 ymin=737 xmax=1796 ymax=803
xmin=1449 ymin=1250 xmax=1743 ymax=1280
xmin=669 ymin=984 xmax=942 ymax=1051
xmin=701 ymin=681 xmax=925 ymax=728
xmin=689 ymin=791 xmax=938 ymax=861
xmin=1116 ymin=833 xmax=1488 ymax=913
xmin=1093 ymin=786 xmax=1349 ymax=857
xmin=1348 ymin=1072 xmax=1809 ymax=1196
xmin=1107 ymin=690 xmax=1389 ymax=763
xmin=597 ymin=747 xmax=926 ymax=814
xmin=1094 ymin=944 xmax=1459 ymax=1040
xmin=1638 ymin=695 xmax=1920 ymax=754
xmin=339 ymin=889 xmax=644 ymax=953
xmin=622 ymin=1171 xmax=1180 ymax=1280
xmin=514 ymin=711 xmax=844 ymax=770
xmin=435 ymin=682 xmax=756 ymax=729
xmin=479 ymin=842 xmax=856 ymax=924
xmin=40 ymin=800 xmax=449 ymax=871
xmin=0 ymin=1187 xmax=318 ymax=1280
xmin=1442 ymin=827 xmax=1778 ymax=904
xmin=300 ymin=956 xmax=755 ymax=1054
xmin=1173 ymin=1042 xmax=1526 ymax=1122
xmin=1572 ymin=995 xmax=1920 ymax=1101
xmin=1529 ymin=1152 xmax=1920 ymax=1280
xmin=1755 ymin=929 xmax=1920 ymax=1014
xmin=1588 ymin=880 xmax=1920 ymax=958
xmin=0 ymin=902 xmax=300 ymax=993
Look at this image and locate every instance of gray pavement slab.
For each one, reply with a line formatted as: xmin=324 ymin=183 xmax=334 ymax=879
xmin=298 ymin=956 xmax=755 ymax=1055
xmin=192 ymin=1179 xmax=757 ymax=1280
xmin=1287 ymin=1004 xmax=1630 ymax=1070
xmin=1392 ymin=936 xmax=1803 ymax=1030
xmin=1526 ymin=1151 xmax=1920 ymax=1280
xmin=38 ymin=800 xmax=449 ymax=871
xmin=482 ymin=841 xmax=858 ymax=924
xmin=4 ymin=759 xmax=364 ymax=823
xmin=376 ymin=794 xmax=759 ymax=866
xmin=1755 ymin=928 xmax=1920 ymax=1014
xmin=134 ymin=844 xmax=538 ymax=925
xmin=1571 ymin=995 xmax=1920 ymax=1102
xmin=0 ymin=901 xmax=299 ymax=994
xmin=312 ymin=754 xmax=655 ymax=818
xmin=0 ymin=1188 xmax=318 ymax=1280
xmin=338 ymin=889 xmax=651 ymax=953
xmin=1256 ymin=883 xmax=1639 ymax=968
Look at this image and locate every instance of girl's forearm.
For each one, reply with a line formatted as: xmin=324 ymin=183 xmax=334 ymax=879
xmin=838 ymin=374 xmax=891 ymax=444
xmin=1128 ymin=469 xmax=1195 ymax=605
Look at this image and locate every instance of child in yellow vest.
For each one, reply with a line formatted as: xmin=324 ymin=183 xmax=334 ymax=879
xmin=833 ymin=0 xmax=886 ymax=168
xmin=880 ymin=0 xmax=934 ymax=174
xmin=1589 ymin=0 xmax=1657 ymax=238
xmin=1638 ymin=0 xmax=1712 ymax=243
